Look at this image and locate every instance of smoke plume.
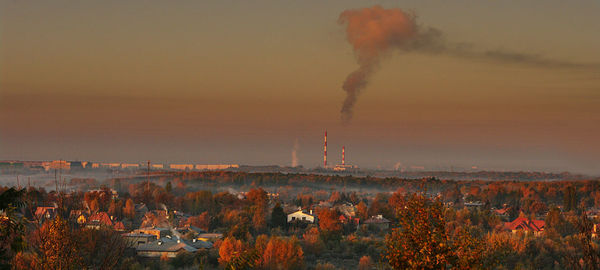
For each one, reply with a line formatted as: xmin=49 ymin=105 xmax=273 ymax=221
xmin=338 ymin=5 xmax=599 ymax=123
xmin=291 ymin=138 xmax=299 ymax=167
xmin=338 ymin=6 xmax=422 ymax=124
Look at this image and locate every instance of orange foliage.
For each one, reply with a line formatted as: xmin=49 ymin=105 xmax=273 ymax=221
xmin=259 ymin=236 xmax=303 ymax=270
xmin=186 ymin=212 xmax=210 ymax=231
xmin=356 ymin=201 xmax=368 ymax=220
xmin=123 ymin=198 xmax=135 ymax=219
xmin=318 ymin=208 xmax=342 ymax=233
xmin=218 ymin=237 xmax=245 ymax=264
xmin=358 ymin=255 xmax=373 ymax=270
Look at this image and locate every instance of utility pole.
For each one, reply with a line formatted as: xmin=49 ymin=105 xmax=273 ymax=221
xmin=59 ymin=159 xmax=62 ymax=192
xmin=147 ymin=160 xmax=150 ymax=192
xmin=54 ymin=167 xmax=58 ymax=192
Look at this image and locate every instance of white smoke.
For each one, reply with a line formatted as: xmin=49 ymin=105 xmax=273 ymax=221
xmin=394 ymin=161 xmax=404 ymax=171
xmin=291 ymin=138 xmax=300 ymax=167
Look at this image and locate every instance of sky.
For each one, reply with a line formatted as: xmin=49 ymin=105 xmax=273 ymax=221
xmin=1 ymin=0 xmax=600 ymax=174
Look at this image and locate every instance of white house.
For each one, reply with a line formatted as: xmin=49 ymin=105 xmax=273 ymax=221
xmin=287 ymin=209 xmax=315 ymax=223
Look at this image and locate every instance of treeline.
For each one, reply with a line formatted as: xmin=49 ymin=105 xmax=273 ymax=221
xmin=2 ymin=170 xmax=600 ymax=269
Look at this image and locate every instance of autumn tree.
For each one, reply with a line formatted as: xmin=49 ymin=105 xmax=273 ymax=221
xmin=389 ymin=188 xmax=406 ymax=211
xmin=184 ymin=190 xmax=214 ymax=215
xmin=89 ymin=198 xmax=100 ymax=213
xmin=0 ymin=188 xmax=26 ymax=268
xmin=247 ymin=188 xmax=268 ymax=207
xmin=329 ymin=191 xmax=341 ymax=203
xmin=218 ymin=237 xmax=246 ymax=265
xmin=562 ymin=212 xmax=600 ymax=269
xmin=563 ymin=186 xmax=578 ymax=212
xmin=356 ymin=201 xmax=368 ymax=221
xmin=259 ymin=236 xmax=303 ymax=270
xmin=253 ymin=206 xmax=267 ymax=233
xmin=107 ymin=200 xmax=123 ymax=220
xmin=386 ymin=193 xmax=483 ymax=269
xmin=318 ymin=208 xmax=342 ymax=242
xmin=31 ymin=216 xmax=82 ymax=269
xmin=247 ymin=188 xmax=268 ymax=232
xmin=358 ymin=255 xmax=373 ymax=270
xmin=186 ymin=212 xmax=210 ymax=231
xmin=75 ymin=228 xmax=131 ymax=269
xmin=165 ymin=181 xmax=172 ymax=193
xmin=122 ymin=198 xmax=135 ymax=219
xmin=302 ymin=227 xmax=324 ymax=254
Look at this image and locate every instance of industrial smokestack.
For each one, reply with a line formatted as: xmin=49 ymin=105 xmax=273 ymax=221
xmin=342 ymin=146 xmax=345 ymax=166
xmin=323 ymin=131 xmax=327 ymax=168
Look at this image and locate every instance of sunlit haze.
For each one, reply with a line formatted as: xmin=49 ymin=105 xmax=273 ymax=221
xmin=2 ymin=0 xmax=599 ymax=174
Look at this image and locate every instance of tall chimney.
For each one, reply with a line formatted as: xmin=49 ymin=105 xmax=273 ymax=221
xmin=342 ymin=146 xmax=345 ymax=165
xmin=323 ymin=131 xmax=327 ymax=168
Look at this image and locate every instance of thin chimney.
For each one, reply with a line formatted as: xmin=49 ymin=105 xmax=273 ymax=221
xmin=323 ymin=131 xmax=327 ymax=168
xmin=342 ymin=146 xmax=345 ymax=165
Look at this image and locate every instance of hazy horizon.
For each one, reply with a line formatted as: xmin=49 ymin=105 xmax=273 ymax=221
xmin=2 ymin=1 xmax=599 ymax=175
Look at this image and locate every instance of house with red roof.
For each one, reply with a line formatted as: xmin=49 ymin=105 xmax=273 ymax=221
xmin=493 ymin=207 xmax=511 ymax=220
xmin=113 ymin=221 xmax=126 ymax=231
xmin=86 ymin=212 xmax=113 ymax=229
xmin=34 ymin=206 xmax=57 ymax=222
xmin=504 ymin=216 xmax=545 ymax=235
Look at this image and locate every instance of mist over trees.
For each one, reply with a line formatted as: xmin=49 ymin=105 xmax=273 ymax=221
xmin=1 ymin=171 xmax=600 ymax=269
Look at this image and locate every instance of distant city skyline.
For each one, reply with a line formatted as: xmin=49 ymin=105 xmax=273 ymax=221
xmin=2 ymin=1 xmax=599 ymax=175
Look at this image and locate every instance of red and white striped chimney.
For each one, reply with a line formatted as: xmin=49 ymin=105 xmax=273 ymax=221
xmin=323 ymin=131 xmax=327 ymax=167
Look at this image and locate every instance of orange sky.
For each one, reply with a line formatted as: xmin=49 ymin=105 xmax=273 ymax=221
xmin=1 ymin=1 xmax=599 ymax=174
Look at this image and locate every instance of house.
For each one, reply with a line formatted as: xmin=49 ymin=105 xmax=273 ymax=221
xmin=140 ymin=210 xmax=170 ymax=228
xmin=88 ymin=188 xmax=119 ymax=200
xmin=175 ymin=224 xmax=206 ymax=237
xmin=123 ymin=233 xmax=157 ymax=248
xmin=196 ymin=233 xmax=223 ymax=242
xmin=464 ymin=201 xmax=484 ymax=209
xmin=35 ymin=206 xmax=57 ymax=221
xmin=121 ymin=163 xmax=139 ymax=169
xmin=593 ymin=224 xmax=600 ymax=238
xmin=504 ymin=217 xmax=545 ymax=235
xmin=136 ymin=236 xmax=211 ymax=258
xmin=169 ymin=164 xmax=194 ymax=170
xmin=586 ymin=208 xmax=600 ymax=219
xmin=86 ymin=212 xmax=113 ymax=229
xmin=194 ymin=164 xmax=239 ymax=170
xmin=69 ymin=210 xmax=88 ymax=224
xmin=336 ymin=203 xmax=356 ymax=217
xmin=132 ymin=227 xmax=171 ymax=239
xmin=493 ymin=207 xmax=511 ymax=220
xmin=363 ymin=215 xmax=390 ymax=230
xmin=287 ymin=209 xmax=315 ymax=223
xmin=113 ymin=221 xmax=126 ymax=231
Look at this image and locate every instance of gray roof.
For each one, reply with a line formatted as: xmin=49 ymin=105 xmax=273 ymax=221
xmin=122 ymin=233 xmax=156 ymax=238
xmin=136 ymin=237 xmax=212 ymax=252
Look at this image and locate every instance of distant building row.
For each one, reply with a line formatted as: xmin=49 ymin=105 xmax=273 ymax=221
xmin=0 ymin=160 xmax=239 ymax=172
